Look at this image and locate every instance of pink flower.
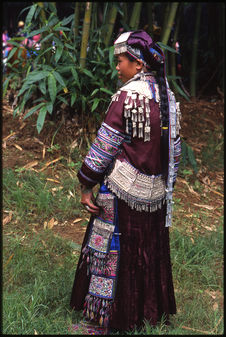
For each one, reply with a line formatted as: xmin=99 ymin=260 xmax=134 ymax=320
xmin=94 ymin=235 xmax=103 ymax=247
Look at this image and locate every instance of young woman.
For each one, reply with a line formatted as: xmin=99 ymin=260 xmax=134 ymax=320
xmin=70 ymin=30 xmax=181 ymax=335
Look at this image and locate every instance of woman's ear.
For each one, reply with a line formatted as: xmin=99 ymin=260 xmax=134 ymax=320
xmin=136 ymin=59 xmax=144 ymax=70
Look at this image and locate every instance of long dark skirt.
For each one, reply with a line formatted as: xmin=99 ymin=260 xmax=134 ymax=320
xmin=70 ymin=198 xmax=176 ymax=332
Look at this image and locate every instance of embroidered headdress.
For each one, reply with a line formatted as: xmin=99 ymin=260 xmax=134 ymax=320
xmin=114 ymin=30 xmax=164 ymax=69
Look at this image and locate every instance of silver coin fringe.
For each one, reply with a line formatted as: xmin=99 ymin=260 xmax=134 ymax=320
xmin=104 ymin=159 xmax=166 ymax=213
xmin=111 ymin=79 xmax=160 ymax=142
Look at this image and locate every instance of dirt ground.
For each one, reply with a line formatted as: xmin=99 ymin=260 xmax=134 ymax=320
xmin=2 ymin=94 xmax=224 ymax=245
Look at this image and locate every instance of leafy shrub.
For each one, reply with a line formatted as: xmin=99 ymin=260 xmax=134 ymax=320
xmin=3 ymin=3 xmax=118 ymax=134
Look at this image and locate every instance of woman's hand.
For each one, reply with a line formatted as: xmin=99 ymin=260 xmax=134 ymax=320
xmin=80 ymin=185 xmax=100 ymax=215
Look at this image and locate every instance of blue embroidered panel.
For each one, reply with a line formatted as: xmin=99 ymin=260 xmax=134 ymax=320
xmin=84 ymin=123 xmax=125 ymax=173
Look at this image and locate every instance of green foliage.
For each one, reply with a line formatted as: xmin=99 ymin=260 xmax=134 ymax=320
xmin=180 ymin=139 xmax=198 ymax=174
xmin=201 ymin=126 xmax=224 ymax=171
xmin=4 ymin=3 xmax=118 ymax=134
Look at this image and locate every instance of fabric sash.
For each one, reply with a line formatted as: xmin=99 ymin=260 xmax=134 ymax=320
xmin=81 ymin=183 xmax=120 ymax=327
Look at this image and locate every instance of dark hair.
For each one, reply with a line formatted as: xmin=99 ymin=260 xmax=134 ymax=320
xmin=156 ymin=64 xmax=169 ymax=180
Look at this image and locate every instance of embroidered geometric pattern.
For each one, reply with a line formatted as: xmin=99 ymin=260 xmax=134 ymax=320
xmin=89 ymin=275 xmax=115 ymax=299
xmin=84 ymin=123 xmax=125 ymax=173
xmin=105 ymin=251 xmax=118 ymax=277
xmin=96 ymin=192 xmax=115 ymax=223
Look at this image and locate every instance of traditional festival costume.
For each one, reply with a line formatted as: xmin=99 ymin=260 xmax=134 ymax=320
xmin=70 ymin=30 xmax=181 ymax=333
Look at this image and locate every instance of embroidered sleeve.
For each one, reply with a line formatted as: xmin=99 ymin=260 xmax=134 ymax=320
xmin=77 ymin=122 xmax=125 ymax=187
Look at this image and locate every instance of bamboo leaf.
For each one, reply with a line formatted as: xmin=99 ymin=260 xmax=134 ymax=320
xmin=26 ymin=71 xmax=50 ymax=83
xmin=6 ymin=47 xmax=18 ymax=62
xmin=48 ymin=74 xmax=57 ymax=103
xmin=82 ymin=68 xmax=94 ymax=78
xmin=25 ymin=3 xmax=37 ymax=25
xmin=23 ymin=103 xmax=45 ymax=120
xmin=157 ymin=42 xmax=179 ymax=54
xmin=58 ymin=95 xmax=69 ymax=105
xmin=13 ymin=106 xmax=20 ymax=117
xmin=26 ymin=26 xmax=49 ymax=38
xmin=3 ymin=78 xmax=10 ymax=98
xmin=46 ymin=102 xmax=53 ymax=114
xmin=6 ymin=39 xmax=22 ymax=47
xmin=60 ymin=14 xmax=74 ymax=26
xmin=39 ymin=33 xmax=54 ymax=44
xmin=53 ymin=71 xmax=66 ymax=87
xmin=37 ymin=106 xmax=47 ymax=134
xmin=171 ymin=80 xmax=190 ymax=101
xmin=71 ymin=92 xmax=77 ymax=106
xmin=100 ymin=88 xmax=113 ymax=95
xmin=70 ymin=67 xmax=80 ymax=88
xmin=109 ymin=46 xmax=115 ymax=68
xmin=55 ymin=46 xmax=63 ymax=63
xmin=91 ymin=98 xmax=100 ymax=112
xmin=39 ymin=80 xmax=46 ymax=95
xmin=54 ymin=26 xmax=71 ymax=32
xmin=18 ymin=83 xmax=32 ymax=97
xmin=111 ymin=68 xmax=118 ymax=79
xmin=91 ymin=89 xmax=99 ymax=96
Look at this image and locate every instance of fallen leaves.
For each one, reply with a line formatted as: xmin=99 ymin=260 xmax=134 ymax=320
xmin=193 ymin=203 xmax=215 ymax=210
xmin=12 ymin=143 xmax=23 ymax=151
xmin=23 ymin=161 xmax=39 ymax=169
xmin=46 ymin=178 xmax=60 ymax=184
xmin=3 ymin=132 xmax=17 ymax=142
xmin=43 ymin=217 xmax=58 ymax=229
xmin=3 ymin=212 xmax=13 ymax=226
xmin=4 ymin=253 xmax=14 ymax=268
xmin=39 ymin=157 xmax=63 ymax=172
xmin=177 ymin=177 xmax=200 ymax=198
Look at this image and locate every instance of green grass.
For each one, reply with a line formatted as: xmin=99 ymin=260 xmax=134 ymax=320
xmin=201 ymin=126 xmax=224 ymax=171
xmin=3 ymin=168 xmax=81 ymax=223
xmin=2 ymin=167 xmax=223 ymax=335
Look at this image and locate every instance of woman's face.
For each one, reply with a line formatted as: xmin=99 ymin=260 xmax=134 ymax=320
xmin=115 ymin=54 xmax=142 ymax=83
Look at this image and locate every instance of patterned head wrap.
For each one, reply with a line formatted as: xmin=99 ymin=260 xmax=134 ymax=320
xmin=114 ymin=30 xmax=164 ymax=69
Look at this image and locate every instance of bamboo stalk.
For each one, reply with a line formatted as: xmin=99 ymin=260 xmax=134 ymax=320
xmin=80 ymin=2 xmax=92 ymax=68
xmin=170 ymin=5 xmax=181 ymax=91
xmin=129 ymin=2 xmax=142 ymax=30
xmin=160 ymin=3 xmax=171 ymax=41
xmin=146 ymin=3 xmax=153 ymax=36
xmin=161 ymin=2 xmax=179 ymax=45
xmin=37 ymin=2 xmax=51 ymax=64
xmin=190 ymin=3 xmax=202 ymax=97
xmin=74 ymin=2 xmax=80 ymax=39
xmin=91 ymin=2 xmax=97 ymax=31
xmin=104 ymin=4 xmax=118 ymax=47
xmin=122 ymin=2 xmax=128 ymax=27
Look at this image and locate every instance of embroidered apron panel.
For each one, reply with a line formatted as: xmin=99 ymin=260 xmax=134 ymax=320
xmin=89 ymin=274 xmax=115 ymax=299
xmin=82 ymin=184 xmax=120 ymax=327
xmin=88 ymin=218 xmax=115 ymax=253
